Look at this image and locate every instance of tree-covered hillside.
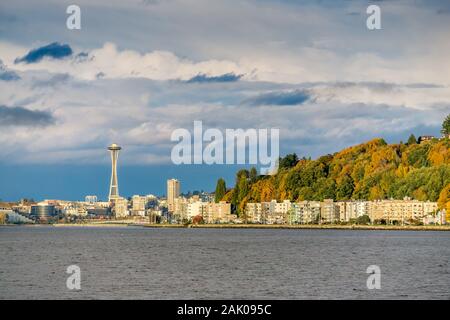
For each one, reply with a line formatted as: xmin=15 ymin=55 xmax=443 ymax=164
xmin=220 ymin=133 xmax=450 ymax=217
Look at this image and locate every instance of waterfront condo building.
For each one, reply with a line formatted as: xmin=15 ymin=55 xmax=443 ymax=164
xmin=246 ymin=203 xmax=263 ymax=223
xmin=368 ymin=197 xmax=438 ymax=224
xmin=246 ymin=200 xmax=292 ymax=224
xmin=204 ymin=201 xmax=234 ymax=223
xmin=289 ymin=201 xmax=321 ymax=224
xmin=345 ymin=201 xmax=370 ymax=221
xmin=187 ymin=200 xmax=206 ymax=219
xmin=320 ymin=199 xmax=340 ymax=223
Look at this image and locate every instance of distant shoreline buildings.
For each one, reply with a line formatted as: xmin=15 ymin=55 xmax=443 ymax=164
xmin=245 ymin=198 xmax=443 ymax=225
xmin=0 ymin=194 xmax=445 ymax=226
xmin=0 ymin=141 xmax=446 ymax=226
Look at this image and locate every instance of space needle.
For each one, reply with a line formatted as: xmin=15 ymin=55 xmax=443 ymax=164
xmin=108 ymin=143 xmax=121 ymax=201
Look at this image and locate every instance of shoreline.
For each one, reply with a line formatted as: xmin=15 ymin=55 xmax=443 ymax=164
xmin=16 ymin=223 xmax=450 ymax=231
xmin=145 ymin=223 xmax=450 ymax=231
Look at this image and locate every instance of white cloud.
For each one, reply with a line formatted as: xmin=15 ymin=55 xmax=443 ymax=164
xmin=0 ymin=71 xmax=448 ymax=165
xmin=2 ymin=42 xmax=246 ymax=81
xmin=1 ymin=0 xmax=450 ymax=166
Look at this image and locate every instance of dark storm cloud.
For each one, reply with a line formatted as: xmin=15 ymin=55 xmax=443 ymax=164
xmin=14 ymin=42 xmax=73 ymax=64
xmin=0 ymin=105 xmax=55 ymax=126
xmin=186 ymin=73 xmax=243 ymax=83
xmin=242 ymin=90 xmax=312 ymax=106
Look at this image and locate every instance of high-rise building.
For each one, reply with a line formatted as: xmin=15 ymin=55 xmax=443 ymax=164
xmin=108 ymin=143 xmax=121 ymax=201
xmin=167 ymin=179 xmax=180 ymax=212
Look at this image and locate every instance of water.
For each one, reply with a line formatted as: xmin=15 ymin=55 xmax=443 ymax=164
xmin=1 ymin=226 xmax=449 ymax=299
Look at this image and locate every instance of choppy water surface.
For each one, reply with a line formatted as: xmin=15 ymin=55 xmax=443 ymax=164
xmin=1 ymin=226 xmax=449 ymax=299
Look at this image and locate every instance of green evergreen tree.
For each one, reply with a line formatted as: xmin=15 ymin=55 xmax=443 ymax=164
xmin=249 ymin=167 xmax=258 ymax=183
xmin=442 ymin=113 xmax=450 ymax=136
xmin=214 ymin=178 xmax=226 ymax=203
xmin=279 ymin=153 xmax=298 ymax=169
xmin=407 ymin=134 xmax=417 ymax=145
xmin=237 ymin=175 xmax=249 ymax=203
xmin=336 ymin=175 xmax=354 ymax=200
xmin=231 ymin=170 xmax=248 ymax=214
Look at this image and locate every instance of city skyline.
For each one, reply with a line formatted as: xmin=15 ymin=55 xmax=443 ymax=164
xmin=1 ymin=0 xmax=450 ymax=200
xmin=0 ymin=130 xmax=450 ymax=201
xmin=2 ymin=129 xmax=448 ymax=203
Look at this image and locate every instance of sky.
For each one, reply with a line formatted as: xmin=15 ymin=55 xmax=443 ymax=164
xmin=0 ymin=0 xmax=449 ymax=201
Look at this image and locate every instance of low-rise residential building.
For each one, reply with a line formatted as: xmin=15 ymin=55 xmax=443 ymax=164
xmin=246 ymin=203 xmax=263 ymax=223
xmin=368 ymin=197 xmax=438 ymax=224
xmin=289 ymin=201 xmax=321 ymax=224
xmin=320 ymin=199 xmax=339 ymax=223
xmin=204 ymin=201 xmax=234 ymax=223
xmin=183 ymin=200 xmax=235 ymax=223
xmin=246 ymin=200 xmax=291 ymax=224
xmin=345 ymin=200 xmax=369 ymax=221
xmin=187 ymin=200 xmax=206 ymax=219
xmin=63 ymin=205 xmax=88 ymax=216
xmin=131 ymin=195 xmax=148 ymax=216
xmin=114 ymin=197 xmax=129 ymax=218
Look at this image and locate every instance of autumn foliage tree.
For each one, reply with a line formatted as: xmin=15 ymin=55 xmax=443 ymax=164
xmin=438 ymin=184 xmax=450 ymax=222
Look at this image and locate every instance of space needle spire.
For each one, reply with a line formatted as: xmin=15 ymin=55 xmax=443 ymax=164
xmin=107 ymin=143 xmax=121 ymax=201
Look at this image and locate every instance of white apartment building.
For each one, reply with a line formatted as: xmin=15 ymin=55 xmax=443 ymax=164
xmin=246 ymin=203 xmax=262 ymax=223
xmin=204 ymin=201 xmax=234 ymax=223
xmin=368 ymin=198 xmax=438 ymax=224
xmin=246 ymin=200 xmax=291 ymax=224
xmin=131 ymin=195 xmax=148 ymax=216
xmin=63 ymin=205 xmax=88 ymax=217
xmin=289 ymin=201 xmax=321 ymax=224
xmin=320 ymin=199 xmax=339 ymax=223
xmin=173 ymin=197 xmax=188 ymax=221
xmin=114 ymin=197 xmax=129 ymax=218
xmin=345 ymin=201 xmax=369 ymax=221
xmin=187 ymin=201 xmax=206 ymax=219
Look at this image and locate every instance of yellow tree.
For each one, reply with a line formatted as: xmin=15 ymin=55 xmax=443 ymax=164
xmin=437 ymin=184 xmax=450 ymax=222
xmin=428 ymin=140 xmax=450 ymax=165
xmin=0 ymin=212 xmax=6 ymax=224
